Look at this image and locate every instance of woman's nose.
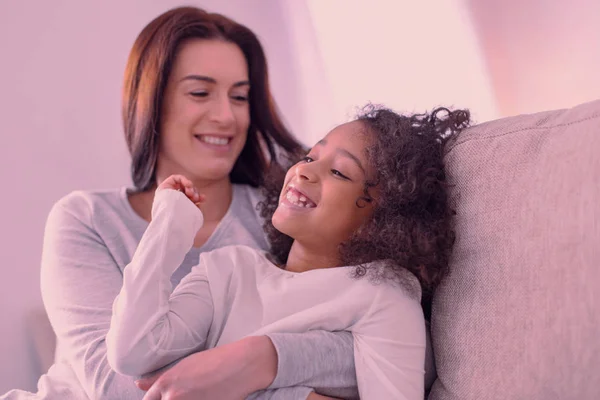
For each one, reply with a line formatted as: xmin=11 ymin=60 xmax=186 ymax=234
xmin=209 ymin=95 xmax=235 ymax=127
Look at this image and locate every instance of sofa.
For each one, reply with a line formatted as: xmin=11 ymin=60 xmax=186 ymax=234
xmin=428 ymin=98 xmax=600 ymax=399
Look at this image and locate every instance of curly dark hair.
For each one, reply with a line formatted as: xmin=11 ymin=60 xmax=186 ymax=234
xmin=259 ymin=104 xmax=470 ymax=319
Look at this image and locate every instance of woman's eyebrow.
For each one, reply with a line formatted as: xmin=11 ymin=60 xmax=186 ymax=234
xmin=179 ymin=75 xmax=250 ymax=87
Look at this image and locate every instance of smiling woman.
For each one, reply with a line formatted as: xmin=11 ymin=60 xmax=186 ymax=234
xmin=150 ymin=39 xmax=251 ymax=196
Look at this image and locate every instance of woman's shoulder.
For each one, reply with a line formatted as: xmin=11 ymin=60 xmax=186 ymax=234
xmin=48 ymin=186 xmax=141 ymax=228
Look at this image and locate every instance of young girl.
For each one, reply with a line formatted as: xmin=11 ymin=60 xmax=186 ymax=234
xmin=106 ymin=105 xmax=469 ymax=400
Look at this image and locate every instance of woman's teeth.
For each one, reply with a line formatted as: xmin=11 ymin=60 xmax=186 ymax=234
xmin=285 ymin=190 xmax=315 ymax=208
xmin=199 ymin=135 xmax=229 ymax=145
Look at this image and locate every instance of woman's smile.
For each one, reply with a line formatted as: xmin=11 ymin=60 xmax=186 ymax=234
xmin=193 ymin=134 xmax=235 ymax=153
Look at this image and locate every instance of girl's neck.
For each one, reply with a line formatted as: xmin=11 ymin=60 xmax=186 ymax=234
xmin=284 ymin=241 xmax=341 ymax=273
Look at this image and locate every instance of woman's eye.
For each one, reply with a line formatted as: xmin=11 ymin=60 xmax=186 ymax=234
xmin=190 ymin=91 xmax=208 ymax=98
xmin=231 ymin=95 xmax=249 ymax=102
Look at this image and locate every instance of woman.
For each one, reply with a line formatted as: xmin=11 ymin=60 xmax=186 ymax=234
xmin=1 ymin=6 xmax=357 ymax=400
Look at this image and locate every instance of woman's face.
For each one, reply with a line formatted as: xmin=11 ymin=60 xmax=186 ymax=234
xmin=272 ymin=121 xmax=376 ymax=256
xmin=156 ymin=39 xmax=250 ymax=184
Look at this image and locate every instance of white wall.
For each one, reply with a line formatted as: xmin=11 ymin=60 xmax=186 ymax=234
xmin=0 ymin=0 xmax=307 ymax=392
xmin=467 ymin=0 xmax=600 ymax=116
xmin=283 ymin=0 xmax=499 ymax=146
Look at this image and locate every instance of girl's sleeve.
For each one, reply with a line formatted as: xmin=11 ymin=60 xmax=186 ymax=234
xmin=106 ymin=189 xmax=214 ymax=377
xmin=352 ymin=282 xmax=426 ymax=400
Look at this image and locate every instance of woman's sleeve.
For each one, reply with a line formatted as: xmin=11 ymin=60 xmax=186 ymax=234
xmin=266 ymin=331 xmax=359 ymax=399
xmin=352 ymin=282 xmax=426 ymax=400
xmin=106 ymin=189 xmax=213 ymax=377
xmin=40 ymin=193 xmax=146 ymax=400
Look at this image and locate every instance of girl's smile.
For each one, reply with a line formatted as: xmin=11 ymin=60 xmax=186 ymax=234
xmin=280 ymin=183 xmax=318 ymax=209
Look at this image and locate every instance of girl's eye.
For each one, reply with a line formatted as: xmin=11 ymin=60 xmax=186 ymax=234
xmin=331 ymin=169 xmax=350 ymax=180
xmin=302 ymin=156 xmax=314 ymax=163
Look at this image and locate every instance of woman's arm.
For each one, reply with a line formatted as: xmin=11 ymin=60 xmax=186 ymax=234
xmin=106 ymin=189 xmax=212 ymax=376
xmin=40 ymin=193 xmax=148 ymax=399
xmin=266 ymin=331 xmax=359 ymax=399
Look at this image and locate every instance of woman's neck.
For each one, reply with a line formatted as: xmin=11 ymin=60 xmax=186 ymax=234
xmin=284 ymin=241 xmax=341 ymax=273
xmin=187 ymin=178 xmax=234 ymax=224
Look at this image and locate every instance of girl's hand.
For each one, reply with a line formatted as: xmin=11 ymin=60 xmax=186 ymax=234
xmin=157 ymin=174 xmax=205 ymax=208
xmin=135 ymin=336 xmax=278 ymax=400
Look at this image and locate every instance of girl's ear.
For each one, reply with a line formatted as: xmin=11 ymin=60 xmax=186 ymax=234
xmin=356 ymin=196 xmax=373 ymax=209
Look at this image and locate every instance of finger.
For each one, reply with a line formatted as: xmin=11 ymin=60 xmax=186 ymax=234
xmin=174 ymin=175 xmax=194 ymax=190
xmin=184 ymin=186 xmax=200 ymax=202
xmin=135 ymin=371 xmax=161 ymax=391
xmin=141 ymin=384 xmax=162 ymax=400
xmin=164 ymin=175 xmax=190 ymax=190
xmin=135 ymin=379 xmax=153 ymax=391
xmin=157 ymin=175 xmax=177 ymax=191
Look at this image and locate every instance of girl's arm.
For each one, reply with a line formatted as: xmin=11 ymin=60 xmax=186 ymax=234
xmin=106 ymin=188 xmax=212 ymax=376
xmin=353 ymin=281 xmax=426 ymax=400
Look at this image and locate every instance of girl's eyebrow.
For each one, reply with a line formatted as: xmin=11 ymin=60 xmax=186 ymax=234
xmin=314 ymin=139 xmax=365 ymax=173
xmin=337 ymin=148 xmax=365 ymax=173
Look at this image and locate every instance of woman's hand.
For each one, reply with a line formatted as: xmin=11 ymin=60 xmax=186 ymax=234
xmin=307 ymin=393 xmax=342 ymax=400
xmin=157 ymin=174 xmax=204 ymax=208
xmin=136 ymin=336 xmax=278 ymax=400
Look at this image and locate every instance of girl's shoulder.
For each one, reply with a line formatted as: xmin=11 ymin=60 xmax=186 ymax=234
xmin=360 ymin=261 xmax=423 ymax=304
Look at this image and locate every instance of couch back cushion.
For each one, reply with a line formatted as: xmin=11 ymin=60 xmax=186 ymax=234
xmin=429 ymin=99 xmax=600 ymax=399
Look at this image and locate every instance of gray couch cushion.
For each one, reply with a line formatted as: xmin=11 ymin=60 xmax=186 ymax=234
xmin=429 ymin=99 xmax=600 ymax=399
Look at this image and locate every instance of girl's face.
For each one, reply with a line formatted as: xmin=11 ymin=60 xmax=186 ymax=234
xmin=272 ymin=121 xmax=377 ymax=254
xmin=156 ymin=39 xmax=251 ymax=184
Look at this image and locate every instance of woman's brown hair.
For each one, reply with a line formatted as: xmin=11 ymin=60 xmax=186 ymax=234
xmin=122 ymin=6 xmax=303 ymax=190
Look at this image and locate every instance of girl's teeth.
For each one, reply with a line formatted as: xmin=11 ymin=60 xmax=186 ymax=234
xmin=285 ymin=190 xmax=314 ymax=208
